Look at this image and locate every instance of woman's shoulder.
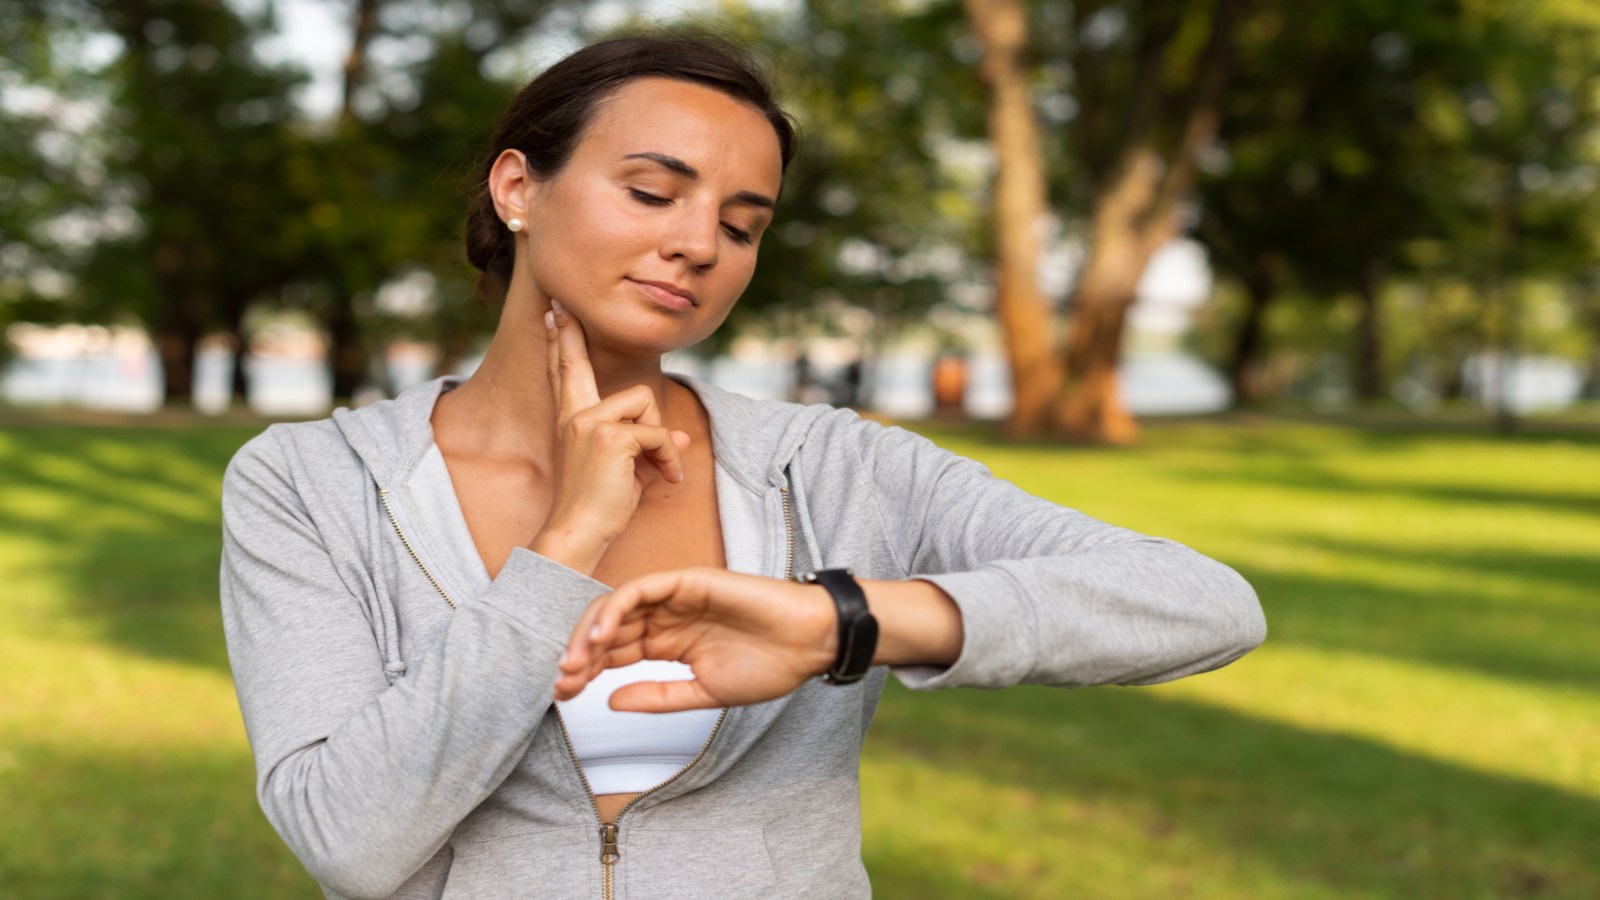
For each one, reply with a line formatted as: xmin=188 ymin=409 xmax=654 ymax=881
xmin=674 ymin=374 xmax=865 ymax=470
xmin=676 ymin=373 xmax=980 ymax=493
xmin=226 ymin=376 xmax=452 ymax=492
xmin=226 ymin=417 xmax=356 ymax=478
xmin=223 ymin=417 xmax=368 ymax=514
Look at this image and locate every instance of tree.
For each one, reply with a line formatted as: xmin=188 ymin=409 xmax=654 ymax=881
xmin=72 ymin=0 xmax=307 ymax=405
xmin=964 ymin=0 xmax=1243 ymax=442
xmin=297 ymin=0 xmax=568 ymax=402
xmin=722 ymin=0 xmax=984 ymax=385
xmin=0 ymin=0 xmax=104 ymax=365
xmin=1194 ymin=1 xmax=1455 ymax=405
xmin=1193 ymin=0 xmax=1600 ymax=413
xmin=962 ymin=0 xmax=1060 ymax=436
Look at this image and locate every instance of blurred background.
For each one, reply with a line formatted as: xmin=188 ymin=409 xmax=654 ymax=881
xmin=1 ymin=0 xmax=1596 ymax=897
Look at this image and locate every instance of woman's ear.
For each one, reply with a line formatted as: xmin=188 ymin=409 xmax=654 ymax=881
xmin=488 ymin=149 xmax=536 ymax=228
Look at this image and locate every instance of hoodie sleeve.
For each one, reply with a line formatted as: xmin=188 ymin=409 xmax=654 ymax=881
xmin=219 ymin=428 xmax=604 ymax=899
xmin=836 ymin=416 xmax=1265 ymax=691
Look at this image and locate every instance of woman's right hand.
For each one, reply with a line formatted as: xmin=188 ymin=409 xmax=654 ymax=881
xmin=530 ymin=300 xmax=690 ymax=575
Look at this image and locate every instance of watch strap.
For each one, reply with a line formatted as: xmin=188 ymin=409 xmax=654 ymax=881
xmin=804 ymin=568 xmax=879 ymax=685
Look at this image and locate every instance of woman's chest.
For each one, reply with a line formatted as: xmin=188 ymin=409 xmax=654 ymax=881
xmin=448 ymin=448 xmax=727 ymax=586
xmin=592 ymin=480 xmax=726 ymax=586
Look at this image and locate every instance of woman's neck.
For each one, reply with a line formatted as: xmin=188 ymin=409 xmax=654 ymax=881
xmin=431 ymin=291 xmax=683 ymax=466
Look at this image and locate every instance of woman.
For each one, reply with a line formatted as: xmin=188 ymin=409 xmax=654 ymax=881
xmin=220 ymin=34 xmax=1265 ymax=900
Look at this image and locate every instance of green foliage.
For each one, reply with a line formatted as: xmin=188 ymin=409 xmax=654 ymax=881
xmin=4 ymin=0 xmax=1596 ymax=406
xmin=0 ymin=1 xmax=112 ymax=361
xmin=1187 ymin=0 xmax=1600 ymax=400
xmin=82 ymin=0 xmax=310 ymax=326
xmin=281 ymin=2 xmax=567 ymax=363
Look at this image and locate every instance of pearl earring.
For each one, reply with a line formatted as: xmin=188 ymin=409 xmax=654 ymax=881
xmin=507 ymin=217 xmax=524 ymax=233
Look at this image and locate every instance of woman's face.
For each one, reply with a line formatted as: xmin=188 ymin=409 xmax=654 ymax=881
xmin=504 ymin=77 xmax=784 ymax=357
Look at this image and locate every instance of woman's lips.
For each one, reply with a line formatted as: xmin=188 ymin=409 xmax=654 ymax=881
xmin=628 ymin=278 xmax=697 ymax=311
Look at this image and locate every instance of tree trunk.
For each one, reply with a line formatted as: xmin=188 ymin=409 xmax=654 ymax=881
xmin=341 ymin=0 xmax=381 ymax=126
xmin=154 ymin=300 xmax=204 ymax=406
xmin=1585 ymin=284 xmax=1600 ymax=400
xmin=328 ymin=296 xmax=365 ymax=403
xmin=323 ymin=0 xmax=384 ymax=405
xmin=220 ymin=292 xmax=251 ymax=407
xmin=1054 ymin=241 xmax=1144 ymax=444
xmin=1055 ymin=280 xmax=1138 ymax=444
xmin=1489 ymin=173 xmax=1520 ymax=433
xmin=1354 ymin=262 xmax=1383 ymax=402
xmin=1053 ymin=0 xmax=1242 ymax=444
xmin=231 ymin=341 xmax=251 ymax=406
xmin=1229 ymin=266 xmax=1275 ymax=406
xmin=963 ymin=0 xmax=1060 ymax=438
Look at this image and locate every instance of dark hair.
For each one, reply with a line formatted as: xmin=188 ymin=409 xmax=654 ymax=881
xmin=464 ymin=34 xmax=798 ymax=301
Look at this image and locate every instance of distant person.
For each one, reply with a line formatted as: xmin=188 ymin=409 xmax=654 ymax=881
xmin=791 ymin=348 xmax=814 ymax=403
xmin=219 ymin=33 xmax=1265 ymax=899
xmin=837 ymin=357 xmax=864 ymax=407
xmin=932 ymin=351 xmax=968 ymax=418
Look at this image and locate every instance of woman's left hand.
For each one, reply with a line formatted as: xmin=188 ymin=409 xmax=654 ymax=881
xmin=552 ymin=569 xmax=838 ymax=712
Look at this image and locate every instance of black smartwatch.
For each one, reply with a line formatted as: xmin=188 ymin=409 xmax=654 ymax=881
xmin=803 ymin=568 xmax=879 ymax=685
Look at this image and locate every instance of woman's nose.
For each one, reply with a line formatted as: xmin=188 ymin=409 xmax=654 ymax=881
xmin=661 ymin=208 xmax=719 ymax=269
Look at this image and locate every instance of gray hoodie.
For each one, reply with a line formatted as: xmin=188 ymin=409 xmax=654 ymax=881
xmin=220 ymin=375 xmax=1264 ymax=900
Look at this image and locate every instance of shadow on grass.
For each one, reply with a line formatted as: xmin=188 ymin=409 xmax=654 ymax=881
xmin=0 ymin=423 xmax=262 ymax=672
xmin=0 ymin=738 xmax=315 ymax=899
xmin=913 ymin=419 xmax=1600 ymax=694
xmin=5 ymin=416 xmax=1598 ymax=897
xmin=1235 ymin=548 xmax=1600 ymax=692
xmin=1169 ymin=459 xmax=1600 ymax=521
xmin=865 ymin=682 xmax=1600 ymax=899
xmin=1160 ymin=419 xmax=1599 ymax=517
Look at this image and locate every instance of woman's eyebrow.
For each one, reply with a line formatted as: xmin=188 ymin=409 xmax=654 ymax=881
xmin=621 ymin=152 xmax=775 ymax=210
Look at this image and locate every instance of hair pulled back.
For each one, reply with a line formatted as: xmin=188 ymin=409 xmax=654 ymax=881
xmin=464 ymin=34 xmax=798 ymax=301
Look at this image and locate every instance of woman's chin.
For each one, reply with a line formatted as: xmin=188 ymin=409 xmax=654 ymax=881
xmin=583 ymin=321 xmax=713 ymax=362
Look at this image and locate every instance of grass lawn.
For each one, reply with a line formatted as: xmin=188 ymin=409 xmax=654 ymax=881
xmin=1 ymin=409 xmax=1596 ymax=898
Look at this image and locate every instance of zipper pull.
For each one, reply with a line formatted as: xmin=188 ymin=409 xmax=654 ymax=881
xmin=599 ymin=822 xmax=620 ymax=864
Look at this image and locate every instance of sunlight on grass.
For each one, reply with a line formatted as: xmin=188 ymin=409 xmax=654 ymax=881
xmin=0 ymin=423 xmax=317 ymax=896
xmin=862 ymin=747 xmax=1320 ymax=899
xmin=1151 ymin=644 xmax=1600 ymax=797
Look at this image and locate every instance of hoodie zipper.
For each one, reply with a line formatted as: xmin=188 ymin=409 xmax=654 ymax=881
xmin=377 ymin=489 xmax=457 ymax=609
xmin=576 ymin=485 xmax=798 ymax=899
xmin=378 ymin=484 xmax=800 ymax=900
xmin=778 ymin=486 xmax=796 ymax=584
xmin=560 ymin=705 xmax=730 ymax=900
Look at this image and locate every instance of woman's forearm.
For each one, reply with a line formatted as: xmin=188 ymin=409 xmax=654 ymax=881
xmin=858 ymin=579 xmax=965 ymax=669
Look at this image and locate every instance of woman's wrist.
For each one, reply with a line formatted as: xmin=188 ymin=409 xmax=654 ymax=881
xmin=529 ymin=524 xmax=609 ymax=576
xmin=857 ymin=579 xmax=964 ymax=669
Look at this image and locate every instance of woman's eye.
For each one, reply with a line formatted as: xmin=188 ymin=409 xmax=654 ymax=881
xmin=723 ymin=223 xmax=753 ymax=244
xmin=628 ymin=188 xmax=671 ymax=206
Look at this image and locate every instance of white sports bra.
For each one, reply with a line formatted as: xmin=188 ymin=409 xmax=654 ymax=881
xmin=413 ymin=442 xmax=767 ymax=794
xmin=552 ymin=661 xmax=720 ymax=793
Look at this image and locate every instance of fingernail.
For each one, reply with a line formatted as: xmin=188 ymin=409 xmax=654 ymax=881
xmin=589 ymin=624 xmax=602 ymax=641
xmin=550 ymin=298 xmax=565 ymax=314
xmin=559 ymin=648 xmax=570 ymax=666
xmin=544 ymin=310 xmax=555 ymax=330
